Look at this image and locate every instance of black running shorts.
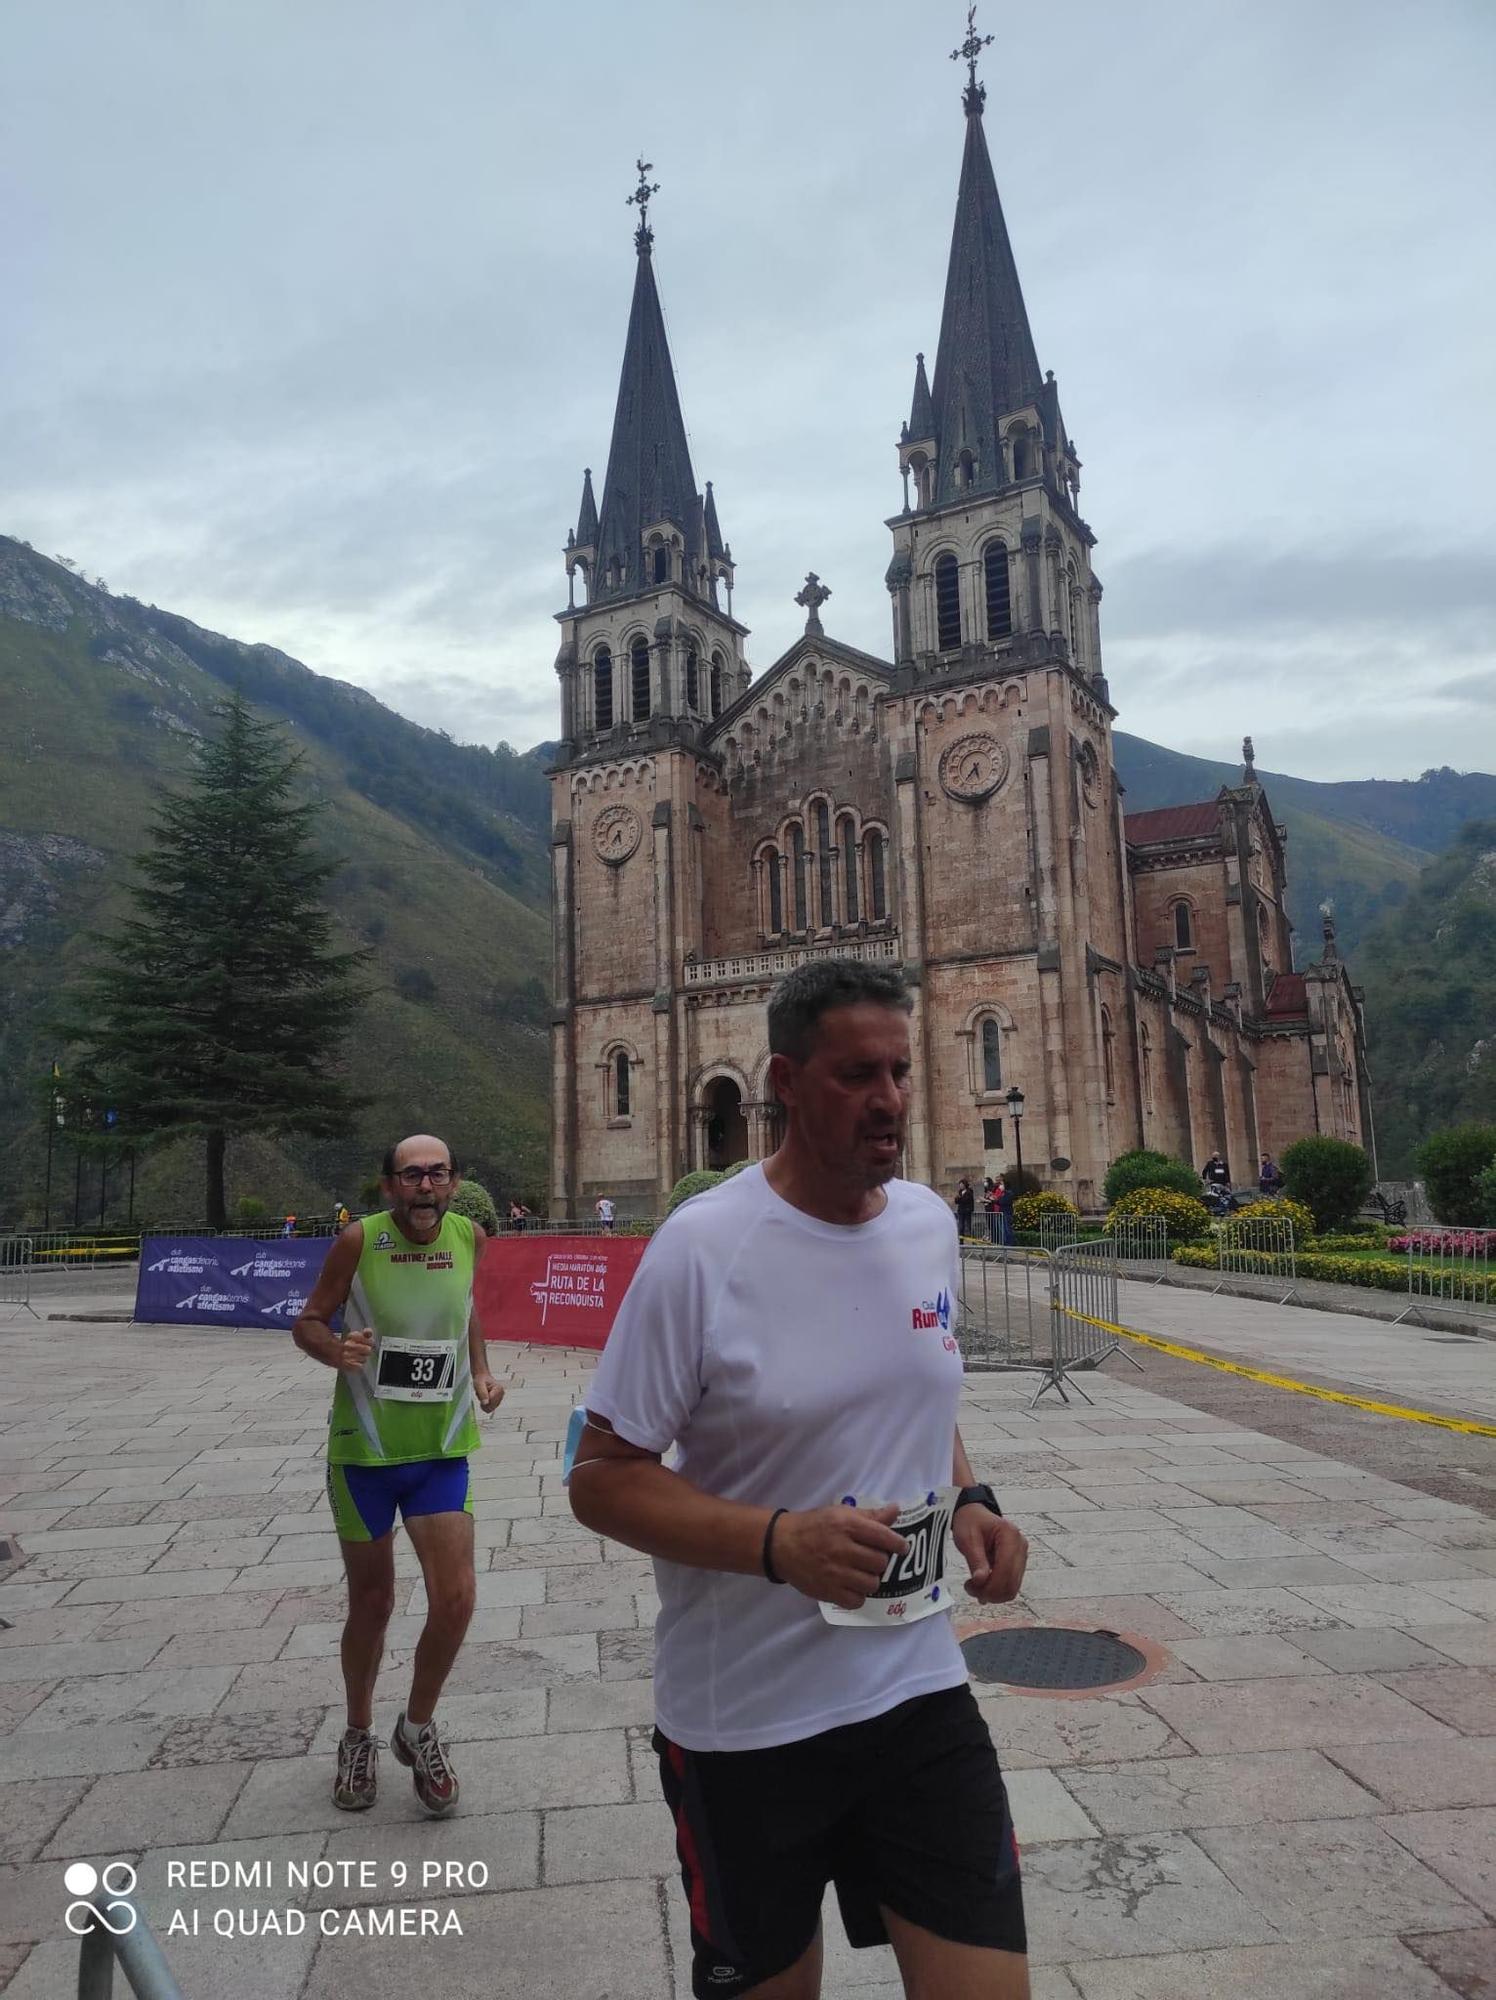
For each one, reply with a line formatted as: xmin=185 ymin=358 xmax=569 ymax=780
xmin=655 ymin=1683 xmax=1026 ymax=1998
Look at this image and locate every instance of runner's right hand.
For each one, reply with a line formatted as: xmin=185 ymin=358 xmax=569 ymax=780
xmin=771 ymin=1505 xmax=908 ymax=1609
xmin=337 ymin=1329 xmax=375 ymax=1371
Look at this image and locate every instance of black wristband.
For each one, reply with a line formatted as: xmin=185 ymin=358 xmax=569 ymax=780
xmin=762 ymin=1507 xmax=788 ymax=1584
xmin=955 ymin=1482 xmax=1003 ymax=1518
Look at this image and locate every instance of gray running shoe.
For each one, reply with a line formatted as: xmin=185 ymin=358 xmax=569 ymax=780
xmin=391 ymin=1711 xmax=459 ymax=1817
xmin=333 ymin=1726 xmax=377 ymax=1810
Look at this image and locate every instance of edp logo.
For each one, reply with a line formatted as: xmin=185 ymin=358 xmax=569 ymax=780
xmin=63 ymin=1860 xmax=138 ymax=1936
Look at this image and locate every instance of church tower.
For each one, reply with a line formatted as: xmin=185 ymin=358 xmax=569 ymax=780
xmin=883 ymin=16 xmax=1137 ymax=1206
xmin=548 ymin=166 xmax=750 ymax=1216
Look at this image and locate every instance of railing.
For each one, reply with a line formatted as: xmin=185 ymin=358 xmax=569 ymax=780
xmin=1038 ymin=1212 xmax=1082 ymax=1254
xmin=1212 ymin=1214 xmax=1300 ymax=1304
xmin=0 ymin=1221 xmax=339 ymax=1274
xmin=0 ymin=1236 xmax=37 ymax=1316
xmin=956 ymin=1239 xmax=1140 ymax=1405
xmin=75 ymin=1892 xmax=184 ymax=1999
xmin=508 ymin=1218 xmax=659 ymax=1237
xmin=1394 ymin=1229 xmax=1496 ymax=1328
xmin=1112 ymin=1214 xmax=1170 ymax=1280
xmin=682 ymin=933 xmax=900 ymax=987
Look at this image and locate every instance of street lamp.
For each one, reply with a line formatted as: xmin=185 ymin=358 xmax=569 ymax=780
xmin=1005 ymin=1086 xmax=1025 ymax=1186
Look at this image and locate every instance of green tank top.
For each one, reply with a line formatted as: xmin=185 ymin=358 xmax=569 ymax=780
xmin=326 ymin=1210 xmax=482 ymax=1466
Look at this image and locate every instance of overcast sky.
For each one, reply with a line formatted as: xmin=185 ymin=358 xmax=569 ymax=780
xmin=4 ymin=0 xmax=1493 ymax=781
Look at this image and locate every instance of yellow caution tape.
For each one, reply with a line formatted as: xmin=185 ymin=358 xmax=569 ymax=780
xmin=1059 ymin=1307 xmax=1496 ymax=1439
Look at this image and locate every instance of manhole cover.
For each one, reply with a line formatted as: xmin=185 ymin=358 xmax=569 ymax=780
xmin=962 ymin=1626 xmax=1146 ymax=1691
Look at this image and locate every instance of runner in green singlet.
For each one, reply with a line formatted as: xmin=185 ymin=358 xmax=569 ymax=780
xmin=294 ymin=1134 xmax=505 ymax=1817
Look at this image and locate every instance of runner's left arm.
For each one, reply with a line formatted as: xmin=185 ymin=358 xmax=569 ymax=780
xmin=467 ymin=1223 xmax=505 ymax=1412
xmin=950 ymin=1424 xmax=1028 ymax=1603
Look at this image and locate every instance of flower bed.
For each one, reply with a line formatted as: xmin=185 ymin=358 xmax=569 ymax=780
xmin=1171 ymin=1244 xmax=1495 ymax=1303
xmin=1388 ymin=1229 xmax=1495 ymax=1256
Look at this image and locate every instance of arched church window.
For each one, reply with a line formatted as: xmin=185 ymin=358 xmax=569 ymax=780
xmin=839 ymin=814 xmax=859 ymax=923
xmin=593 ymin=647 xmax=613 ymax=731
xmin=1101 ymin=1007 xmax=1116 ymax=1102
xmin=1012 ymin=432 xmax=1031 ymax=480
xmin=614 ymin=1049 xmax=631 ymax=1119
xmin=868 ymin=829 xmax=887 ymax=922
xmin=816 ymin=800 xmax=833 ymax=927
xmin=685 ymin=648 xmax=699 ymax=712
xmin=984 ymin=540 xmax=1012 ymax=639
xmin=934 ymin=553 xmax=961 ymax=651
xmin=630 ymin=637 xmax=651 ymax=722
xmin=957 ymin=449 xmax=975 ymax=489
xmin=710 ymin=652 xmax=725 ymax=717
xmin=790 ymin=823 xmax=808 ymax=931
xmin=981 ymin=1017 xmax=1002 ymax=1094
xmin=1173 ymin=901 xmax=1193 ymax=951
xmin=652 ymin=543 xmax=670 ymax=586
xmin=764 ymin=846 xmax=783 ymax=934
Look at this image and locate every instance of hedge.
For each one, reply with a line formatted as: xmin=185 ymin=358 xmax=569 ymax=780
xmin=1102 ymin=1149 xmax=1203 ymax=1207
xmin=1232 ymin=1196 xmax=1316 ymax=1243
xmin=1013 ymin=1191 xmax=1078 ymax=1232
xmin=1170 ymin=1244 xmax=1495 ymax=1303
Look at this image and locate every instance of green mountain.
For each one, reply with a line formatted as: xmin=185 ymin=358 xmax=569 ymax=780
xmin=1353 ymin=820 xmax=1496 ymax=1176
xmin=1113 ymin=733 xmax=1496 ymax=960
xmin=0 ymin=538 xmax=554 ymax=1228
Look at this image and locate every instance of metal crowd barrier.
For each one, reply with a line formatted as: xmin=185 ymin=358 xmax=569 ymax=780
xmin=0 ymin=1236 xmax=38 ymax=1317
xmin=956 ymin=1239 xmax=1140 ymax=1404
xmin=955 ymin=1246 xmax=1049 ymax=1372
xmin=1212 ymin=1214 xmax=1301 ymax=1305
xmin=76 ymin=1893 xmax=183 ymax=2000
xmin=1395 ymin=1231 xmax=1496 ymax=1329
xmin=1112 ymin=1214 xmax=1170 ymax=1281
xmin=1041 ymin=1237 xmax=1143 ymax=1403
xmin=1038 ymin=1212 xmax=1083 ymax=1254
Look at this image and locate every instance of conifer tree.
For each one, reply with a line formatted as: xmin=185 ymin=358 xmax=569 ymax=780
xmin=61 ymin=693 xmax=367 ymax=1227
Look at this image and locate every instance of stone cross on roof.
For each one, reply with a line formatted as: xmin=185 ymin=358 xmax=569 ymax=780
xmin=795 ymin=572 xmax=832 ymax=634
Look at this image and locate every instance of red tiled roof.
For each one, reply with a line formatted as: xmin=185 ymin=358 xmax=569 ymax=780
xmin=1266 ymin=971 xmax=1307 ymax=1017
xmin=1124 ymin=802 xmax=1221 ymax=845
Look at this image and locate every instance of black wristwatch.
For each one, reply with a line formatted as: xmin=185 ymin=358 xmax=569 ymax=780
xmin=955 ymin=1482 xmax=1003 ymax=1518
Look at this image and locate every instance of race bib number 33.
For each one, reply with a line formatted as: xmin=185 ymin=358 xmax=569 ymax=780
xmin=374 ymin=1337 xmax=457 ymax=1403
xmin=819 ymin=1486 xmax=958 ymax=1629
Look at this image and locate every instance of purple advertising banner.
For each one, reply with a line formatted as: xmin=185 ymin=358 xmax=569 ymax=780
xmin=134 ymin=1236 xmax=340 ymax=1330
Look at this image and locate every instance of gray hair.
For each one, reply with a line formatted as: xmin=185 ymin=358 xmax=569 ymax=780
xmin=767 ymin=957 xmax=912 ymax=1063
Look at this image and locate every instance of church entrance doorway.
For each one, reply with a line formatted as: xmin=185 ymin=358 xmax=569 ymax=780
xmin=704 ymin=1077 xmax=749 ymax=1169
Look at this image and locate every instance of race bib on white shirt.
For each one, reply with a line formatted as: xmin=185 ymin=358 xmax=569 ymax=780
xmin=374 ymin=1336 xmax=457 ymax=1403
xmin=820 ymin=1486 xmax=958 ymax=1628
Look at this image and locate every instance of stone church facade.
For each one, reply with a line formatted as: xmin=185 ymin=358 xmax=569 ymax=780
xmin=546 ymin=47 xmax=1369 ymax=1218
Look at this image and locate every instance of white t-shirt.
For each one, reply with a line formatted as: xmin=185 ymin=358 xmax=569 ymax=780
xmin=596 ymin=1198 xmax=615 ymax=1222
xmin=585 ymin=1164 xmax=966 ymax=1751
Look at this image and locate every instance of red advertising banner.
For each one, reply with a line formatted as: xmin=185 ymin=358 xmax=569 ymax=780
xmin=475 ymin=1234 xmax=650 ymax=1350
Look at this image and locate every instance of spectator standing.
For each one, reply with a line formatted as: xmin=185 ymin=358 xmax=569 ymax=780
xmin=1202 ymin=1154 xmax=1231 ymax=1192
xmin=595 ymin=1194 xmax=616 ymax=1232
xmin=996 ymin=1178 xmax=1016 ymax=1247
xmin=954 ymin=1177 xmax=976 ymax=1238
xmin=1258 ymin=1154 xmax=1284 ymax=1197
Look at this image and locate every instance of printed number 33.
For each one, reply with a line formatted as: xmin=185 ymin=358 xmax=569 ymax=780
xmin=411 ymin=1356 xmax=439 ymax=1383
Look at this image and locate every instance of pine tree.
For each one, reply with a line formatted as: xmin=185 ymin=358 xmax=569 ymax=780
xmin=61 ymin=693 xmax=368 ymax=1227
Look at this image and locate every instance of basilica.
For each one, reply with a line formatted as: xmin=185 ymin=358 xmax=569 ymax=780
xmin=545 ymin=30 xmax=1369 ymax=1218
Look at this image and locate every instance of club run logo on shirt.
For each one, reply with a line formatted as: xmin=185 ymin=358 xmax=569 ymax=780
xmin=387 ymin=1251 xmax=455 ymax=1269
xmin=910 ymin=1289 xmax=952 ymax=1333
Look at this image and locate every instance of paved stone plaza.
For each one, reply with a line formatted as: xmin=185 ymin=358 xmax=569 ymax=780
xmin=1 ymin=1279 xmax=1494 ymax=1997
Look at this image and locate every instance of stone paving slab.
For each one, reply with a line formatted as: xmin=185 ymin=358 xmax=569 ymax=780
xmin=1 ymin=1287 xmax=1494 ymax=1994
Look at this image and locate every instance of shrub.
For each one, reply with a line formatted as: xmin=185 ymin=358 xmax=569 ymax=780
xmin=1102 ymin=1149 xmax=1203 ymax=1207
xmin=447 ymin=1179 xmax=500 ymax=1234
xmin=1013 ymin=1191 xmax=1077 ymax=1232
xmin=1280 ymin=1136 xmax=1373 ymax=1231
xmin=1477 ymin=1160 xmax=1496 ymax=1227
xmin=1417 ymin=1125 xmax=1496 ymax=1227
xmin=666 ymin=1160 xmax=750 ymax=1214
xmin=1234 ymin=1196 xmax=1316 ymax=1244
xmin=1108 ymin=1185 xmax=1213 ymax=1244
xmin=1307 ymin=1230 xmax=1391 ymax=1253
xmin=235 ymin=1195 xmax=269 ymax=1223
xmin=1389 ymin=1228 xmax=1495 ymax=1255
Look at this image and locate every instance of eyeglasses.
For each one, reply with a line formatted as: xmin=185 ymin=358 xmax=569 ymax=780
xmin=393 ymin=1165 xmax=453 ymax=1188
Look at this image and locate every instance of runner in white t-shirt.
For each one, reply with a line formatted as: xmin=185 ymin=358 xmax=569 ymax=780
xmin=572 ymin=958 xmax=1031 ymax=2000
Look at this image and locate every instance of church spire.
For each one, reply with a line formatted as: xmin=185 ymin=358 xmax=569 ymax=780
xmin=574 ymin=467 xmax=598 ymax=547
xmin=591 ymin=162 xmax=705 ymax=603
xmin=924 ymin=6 xmax=1048 ymax=507
xmin=906 ymin=352 xmax=934 ymax=443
